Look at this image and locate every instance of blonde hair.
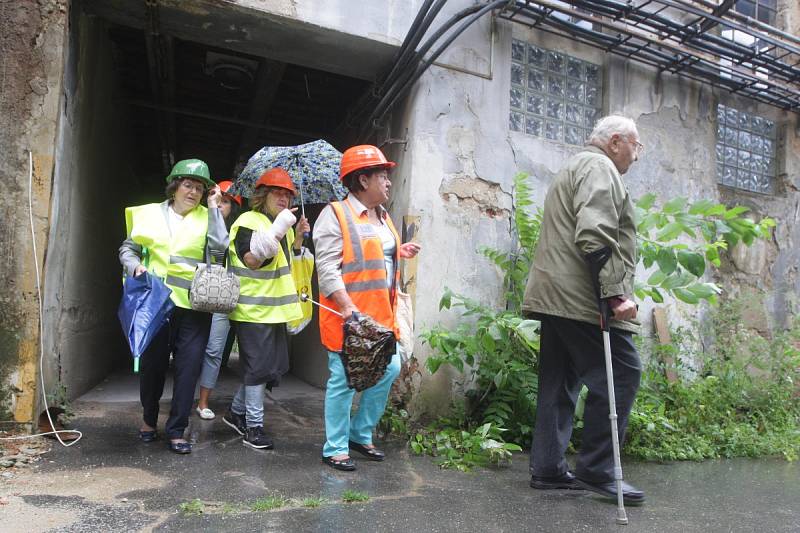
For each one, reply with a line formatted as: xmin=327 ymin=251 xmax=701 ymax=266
xmin=250 ymin=186 xmax=270 ymax=215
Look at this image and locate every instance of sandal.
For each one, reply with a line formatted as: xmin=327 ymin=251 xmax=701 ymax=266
xmin=138 ymin=429 xmax=158 ymax=443
xmin=349 ymin=441 xmax=385 ymax=461
xmin=196 ymin=406 xmax=215 ymax=420
xmin=322 ymin=455 xmax=356 ymax=471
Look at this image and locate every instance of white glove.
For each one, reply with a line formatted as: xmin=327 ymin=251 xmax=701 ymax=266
xmin=271 ymin=209 xmax=297 ymax=240
xmin=249 ymin=209 xmax=297 ymax=263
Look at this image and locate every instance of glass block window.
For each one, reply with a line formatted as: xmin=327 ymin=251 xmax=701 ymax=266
xmin=510 ymin=40 xmax=602 ymax=145
xmin=716 ymin=104 xmax=776 ymax=194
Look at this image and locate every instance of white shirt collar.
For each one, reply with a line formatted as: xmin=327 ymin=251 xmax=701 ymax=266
xmin=345 ymin=193 xmax=386 ymax=218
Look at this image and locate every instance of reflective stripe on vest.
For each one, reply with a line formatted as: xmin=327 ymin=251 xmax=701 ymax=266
xmin=227 ymin=210 xmax=302 ymax=324
xmin=125 ymin=202 xmax=208 ymax=309
xmin=318 ymin=199 xmax=400 ymax=352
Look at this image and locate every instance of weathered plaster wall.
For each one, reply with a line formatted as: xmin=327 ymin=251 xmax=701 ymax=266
xmin=0 ymin=0 xmax=68 ymax=425
xmin=384 ymin=9 xmax=800 ymax=417
xmin=41 ymin=10 xmax=139 ymax=402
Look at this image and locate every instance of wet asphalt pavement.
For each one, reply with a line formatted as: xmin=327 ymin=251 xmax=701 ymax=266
xmin=2 ymin=367 xmax=798 ymax=532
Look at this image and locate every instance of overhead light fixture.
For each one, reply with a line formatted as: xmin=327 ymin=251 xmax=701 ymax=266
xmin=204 ymin=51 xmax=258 ymax=90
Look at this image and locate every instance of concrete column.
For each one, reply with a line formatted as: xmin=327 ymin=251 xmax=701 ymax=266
xmin=0 ymin=0 xmax=68 ymax=426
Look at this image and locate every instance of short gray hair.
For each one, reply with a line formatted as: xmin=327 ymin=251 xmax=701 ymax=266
xmin=588 ymin=115 xmax=638 ymax=145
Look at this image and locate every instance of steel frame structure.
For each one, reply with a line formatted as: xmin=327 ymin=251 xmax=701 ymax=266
xmin=500 ymin=0 xmax=800 ymax=111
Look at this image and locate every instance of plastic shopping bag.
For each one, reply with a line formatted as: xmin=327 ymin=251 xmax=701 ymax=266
xmin=288 ymin=247 xmax=315 ymax=335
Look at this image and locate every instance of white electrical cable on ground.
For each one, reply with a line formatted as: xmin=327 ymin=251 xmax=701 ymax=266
xmin=0 ymin=150 xmax=82 ymax=446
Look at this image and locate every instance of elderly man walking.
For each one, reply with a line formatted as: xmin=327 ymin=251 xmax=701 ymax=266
xmin=522 ymin=115 xmax=645 ymax=503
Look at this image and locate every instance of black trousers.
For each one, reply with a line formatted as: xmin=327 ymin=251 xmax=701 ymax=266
xmin=139 ymin=307 xmax=212 ymax=439
xmin=529 ymin=315 xmax=641 ymax=482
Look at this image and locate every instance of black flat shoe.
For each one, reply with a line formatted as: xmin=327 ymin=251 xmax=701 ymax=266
xmin=530 ymin=470 xmax=581 ymax=490
xmin=575 ymin=477 xmax=645 ymax=504
xmin=348 ymin=441 xmax=385 ymax=461
xmin=138 ymin=430 xmax=158 ymax=443
xmin=167 ymin=440 xmax=192 ymax=454
xmin=322 ymin=455 xmax=356 ymax=471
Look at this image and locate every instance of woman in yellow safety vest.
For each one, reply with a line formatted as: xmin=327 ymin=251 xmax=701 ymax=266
xmin=313 ymin=145 xmax=420 ymax=471
xmin=221 ymin=168 xmax=310 ymax=450
xmin=119 ymin=159 xmax=229 ymax=454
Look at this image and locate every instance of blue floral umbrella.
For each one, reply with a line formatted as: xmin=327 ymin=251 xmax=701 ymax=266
xmin=233 ymin=140 xmax=347 ymax=211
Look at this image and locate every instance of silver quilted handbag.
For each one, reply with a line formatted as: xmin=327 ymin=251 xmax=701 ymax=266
xmin=189 ymin=245 xmax=239 ymax=314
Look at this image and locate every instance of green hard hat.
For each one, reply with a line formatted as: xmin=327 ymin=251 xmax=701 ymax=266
xmin=165 ymin=159 xmax=214 ymax=187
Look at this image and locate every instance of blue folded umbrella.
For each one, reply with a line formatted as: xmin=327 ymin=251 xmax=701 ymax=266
xmin=118 ymin=273 xmax=175 ymax=372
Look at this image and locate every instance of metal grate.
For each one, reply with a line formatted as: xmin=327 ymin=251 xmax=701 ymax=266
xmin=510 ymin=40 xmax=603 ymax=144
xmin=500 ymin=0 xmax=800 ymax=111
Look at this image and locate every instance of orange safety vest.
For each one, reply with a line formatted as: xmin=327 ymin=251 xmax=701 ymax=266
xmin=318 ymin=199 xmax=401 ymax=352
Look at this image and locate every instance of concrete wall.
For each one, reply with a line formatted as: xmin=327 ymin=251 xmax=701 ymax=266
xmin=3 ymin=0 xmax=799 ymax=423
xmin=0 ymin=0 xmax=68 ymax=425
xmin=382 ymin=6 xmax=800 ymax=417
xmin=42 ymin=10 xmax=140 ymax=403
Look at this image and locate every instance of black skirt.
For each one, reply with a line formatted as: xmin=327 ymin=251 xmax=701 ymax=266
xmin=230 ymin=320 xmax=289 ymax=387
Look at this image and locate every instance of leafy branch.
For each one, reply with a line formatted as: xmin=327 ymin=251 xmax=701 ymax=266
xmin=635 ymin=193 xmax=775 ymax=304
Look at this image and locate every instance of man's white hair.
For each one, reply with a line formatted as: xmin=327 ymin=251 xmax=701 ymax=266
xmin=587 ymin=115 xmax=638 ymax=145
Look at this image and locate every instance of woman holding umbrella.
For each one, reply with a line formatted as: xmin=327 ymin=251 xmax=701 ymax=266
xmin=313 ymin=145 xmax=420 ymax=471
xmin=222 ymin=168 xmax=310 ymax=449
xmin=195 ymin=180 xmax=242 ymax=420
xmin=119 ymin=159 xmax=228 ymax=454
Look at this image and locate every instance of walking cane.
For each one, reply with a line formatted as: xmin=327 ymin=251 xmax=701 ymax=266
xmin=586 ymin=250 xmax=628 ymax=525
xmin=598 ymin=298 xmax=628 ymax=525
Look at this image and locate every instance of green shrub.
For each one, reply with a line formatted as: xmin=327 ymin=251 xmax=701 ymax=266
xmin=410 ymin=421 xmax=522 ymax=471
xmin=626 ymin=302 xmax=800 ymax=461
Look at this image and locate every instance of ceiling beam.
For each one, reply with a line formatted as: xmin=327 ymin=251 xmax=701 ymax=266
xmin=143 ymin=1 xmax=176 ymax=173
xmin=233 ymin=59 xmax=287 ymax=173
xmin=121 ymin=98 xmax=323 ymax=139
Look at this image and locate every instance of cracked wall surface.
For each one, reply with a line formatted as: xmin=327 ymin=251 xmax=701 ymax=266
xmin=0 ymin=0 xmax=68 ymax=425
xmin=384 ymin=6 xmax=800 ymax=417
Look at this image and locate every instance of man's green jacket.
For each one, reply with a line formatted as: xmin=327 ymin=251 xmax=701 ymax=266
xmin=522 ymin=145 xmax=640 ymax=334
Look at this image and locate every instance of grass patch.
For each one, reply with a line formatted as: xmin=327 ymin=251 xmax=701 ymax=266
xmin=221 ymin=503 xmax=238 ymax=514
xmin=341 ymin=490 xmax=369 ymax=503
xmin=251 ymin=494 xmax=290 ymax=511
xmin=179 ymin=499 xmax=205 ymax=516
xmin=301 ymin=496 xmax=328 ymax=508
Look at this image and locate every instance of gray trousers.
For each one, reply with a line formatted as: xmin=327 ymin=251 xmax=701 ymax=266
xmin=529 ymin=315 xmax=641 ymax=483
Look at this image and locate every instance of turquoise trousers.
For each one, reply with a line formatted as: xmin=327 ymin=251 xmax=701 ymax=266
xmin=323 ymin=350 xmax=401 ymax=458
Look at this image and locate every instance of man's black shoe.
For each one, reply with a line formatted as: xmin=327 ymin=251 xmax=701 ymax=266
xmin=575 ymin=477 xmax=646 ymax=504
xmin=222 ymin=411 xmax=246 ymax=436
xmin=530 ymin=470 xmax=581 ymax=490
xmin=243 ymin=426 xmax=274 ymax=450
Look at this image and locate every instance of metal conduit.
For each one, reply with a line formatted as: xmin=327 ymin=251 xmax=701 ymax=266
xmin=350 ymin=0 xmax=799 ymax=139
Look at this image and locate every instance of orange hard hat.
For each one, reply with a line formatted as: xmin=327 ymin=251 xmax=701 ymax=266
xmin=339 ymin=145 xmax=396 ymax=180
xmin=216 ymin=180 xmax=242 ymax=205
xmin=255 ymin=168 xmax=297 ymax=196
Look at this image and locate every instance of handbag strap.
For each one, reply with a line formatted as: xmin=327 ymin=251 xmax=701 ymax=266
xmin=203 ymin=241 xmax=231 ymax=269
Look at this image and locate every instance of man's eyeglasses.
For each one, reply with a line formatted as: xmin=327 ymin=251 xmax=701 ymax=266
xmin=627 ymin=137 xmax=645 ymax=156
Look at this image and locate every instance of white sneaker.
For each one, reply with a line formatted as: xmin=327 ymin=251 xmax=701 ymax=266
xmin=195 ymin=406 xmax=215 ymax=420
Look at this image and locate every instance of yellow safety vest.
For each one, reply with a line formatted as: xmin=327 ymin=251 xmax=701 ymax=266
xmin=228 ymin=211 xmax=302 ymax=324
xmin=125 ymin=202 xmax=208 ymax=309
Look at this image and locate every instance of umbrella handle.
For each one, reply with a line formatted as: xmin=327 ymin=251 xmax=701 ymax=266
xmin=299 ymin=181 xmax=309 ymax=239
